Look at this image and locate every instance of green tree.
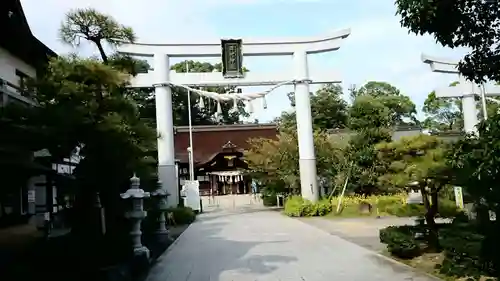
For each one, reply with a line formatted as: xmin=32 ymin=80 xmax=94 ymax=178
xmin=345 ymin=128 xmax=392 ymax=195
xmin=395 ymin=0 xmax=500 ymax=83
xmin=31 ymin=55 xmax=156 ymax=235
xmin=447 ymin=114 xmax=500 ymax=271
xmin=376 ymin=134 xmax=451 ymax=249
xmin=349 ymin=95 xmax=393 ymax=129
xmin=350 ymin=81 xmax=418 ymax=127
xmin=245 ymin=131 xmax=347 ymax=195
xmin=346 ymin=82 xmax=417 ymax=196
xmin=422 ymin=91 xmax=463 ymax=132
xmin=61 ymin=9 xmax=249 ymax=127
xmin=60 ymin=8 xmax=135 ymax=63
xmin=449 ymin=113 xmax=500 ymax=224
xmin=29 ymin=9 xmax=158 ymax=239
xmin=276 ymin=84 xmax=349 ymax=132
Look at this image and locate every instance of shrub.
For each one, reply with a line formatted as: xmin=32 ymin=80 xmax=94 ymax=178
xmin=439 ymin=225 xmax=494 ymax=278
xmin=379 ymin=226 xmax=422 ymax=259
xmin=384 ymin=203 xmax=426 ymax=217
xmin=262 ymin=194 xmax=277 ymax=206
xmin=376 ymin=196 xmax=404 ymax=211
xmin=165 ymin=207 xmax=196 ymax=225
xmin=315 ymin=198 xmax=333 ymax=216
xmin=283 ymin=196 xmax=332 ymax=217
xmin=381 ymin=199 xmax=459 ymax=218
xmin=283 ymin=196 xmax=310 ymax=217
xmin=283 ymin=194 xmax=459 ymax=218
xmin=437 ymin=200 xmax=460 ymax=218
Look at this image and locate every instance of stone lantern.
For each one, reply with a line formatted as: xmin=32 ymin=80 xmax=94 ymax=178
xmin=120 ymin=174 xmax=150 ymax=259
xmin=150 ymin=179 xmax=171 ymax=238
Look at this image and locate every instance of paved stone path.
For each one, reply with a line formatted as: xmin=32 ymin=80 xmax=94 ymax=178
xmin=147 ymin=210 xmax=440 ymax=281
xmin=299 ymin=216 xmax=421 ymax=252
xmin=300 ymin=216 xmax=451 ymax=252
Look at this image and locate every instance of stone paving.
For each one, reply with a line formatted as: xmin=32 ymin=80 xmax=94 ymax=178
xmin=299 ymin=216 xmax=451 ymax=252
xmin=146 ymin=208 xmax=441 ymax=281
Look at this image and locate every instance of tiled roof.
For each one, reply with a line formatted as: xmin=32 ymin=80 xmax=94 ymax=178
xmin=174 ymin=123 xmax=278 ymax=164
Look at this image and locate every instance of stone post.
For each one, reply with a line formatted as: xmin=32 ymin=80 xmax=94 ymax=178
xmin=120 ymin=174 xmax=150 ymax=259
xmin=150 ymin=180 xmax=171 ymax=239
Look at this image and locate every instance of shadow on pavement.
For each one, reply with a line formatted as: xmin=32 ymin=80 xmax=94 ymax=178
xmin=145 ymin=212 xmax=297 ymax=281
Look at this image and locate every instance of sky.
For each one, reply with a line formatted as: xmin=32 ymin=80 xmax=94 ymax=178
xmin=20 ymin=0 xmax=470 ymax=122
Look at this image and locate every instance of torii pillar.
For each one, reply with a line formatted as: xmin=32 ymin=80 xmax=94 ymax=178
xmin=422 ymin=54 xmax=500 ymax=135
xmin=117 ymin=30 xmax=351 ymax=204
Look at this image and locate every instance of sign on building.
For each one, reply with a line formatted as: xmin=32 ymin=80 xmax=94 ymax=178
xmin=221 ymin=39 xmax=244 ymax=78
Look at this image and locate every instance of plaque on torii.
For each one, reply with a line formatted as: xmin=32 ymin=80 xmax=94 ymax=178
xmin=221 ymin=39 xmax=244 ymax=78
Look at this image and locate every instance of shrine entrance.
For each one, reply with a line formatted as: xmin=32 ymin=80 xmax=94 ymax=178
xmin=117 ymin=30 xmax=351 ymax=206
xmin=197 ymin=141 xmax=249 ymax=196
xmin=210 ymin=171 xmax=246 ymax=195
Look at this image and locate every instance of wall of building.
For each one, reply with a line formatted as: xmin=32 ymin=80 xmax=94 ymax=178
xmin=0 ymin=46 xmax=36 ymax=106
xmin=0 ymin=46 xmax=36 ymax=85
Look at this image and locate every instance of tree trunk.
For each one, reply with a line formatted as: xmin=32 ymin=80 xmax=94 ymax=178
xmin=94 ymin=40 xmax=108 ymax=63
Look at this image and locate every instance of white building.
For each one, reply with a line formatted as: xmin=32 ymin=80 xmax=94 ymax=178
xmin=0 ymin=0 xmax=77 ymax=231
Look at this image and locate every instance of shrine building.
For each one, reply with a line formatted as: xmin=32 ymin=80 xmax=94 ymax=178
xmin=174 ymin=123 xmax=277 ymax=196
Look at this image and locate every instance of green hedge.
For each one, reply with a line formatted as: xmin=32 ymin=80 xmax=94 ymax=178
xmin=380 ymin=221 xmax=497 ymax=279
xmin=262 ymin=194 xmax=277 ymax=206
xmin=379 ymin=225 xmax=422 ymax=259
xmin=165 ymin=207 xmax=196 ymax=225
xmin=283 ymin=194 xmax=460 ymax=218
xmin=383 ymin=199 xmax=459 ymax=218
xmin=439 ymin=224 xmax=494 ymax=278
xmin=283 ymin=196 xmax=332 ymax=217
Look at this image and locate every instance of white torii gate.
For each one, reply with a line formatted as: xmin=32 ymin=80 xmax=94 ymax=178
xmin=422 ymin=54 xmax=500 ymax=134
xmin=117 ymin=29 xmax=351 ymax=206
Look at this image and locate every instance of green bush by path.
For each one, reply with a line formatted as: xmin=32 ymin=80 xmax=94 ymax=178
xmin=379 ymin=225 xmax=422 ymax=259
xmin=283 ymin=196 xmax=332 ymax=217
xmin=439 ymin=224 xmax=493 ymax=278
xmin=262 ymin=194 xmax=277 ymax=206
xmin=165 ymin=207 xmax=196 ymax=225
xmin=379 ymin=222 xmax=497 ymax=280
xmin=283 ymin=194 xmax=460 ymax=218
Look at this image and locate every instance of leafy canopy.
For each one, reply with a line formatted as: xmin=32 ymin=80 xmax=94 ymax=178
xmin=277 ymin=84 xmax=348 ymax=132
xmin=60 ymin=8 xmax=135 ymax=62
xmin=376 ymin=134 xmax=450 ymax=188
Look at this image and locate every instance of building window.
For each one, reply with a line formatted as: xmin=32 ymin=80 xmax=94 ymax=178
xmin=15 ymin=69 xmax=29 ymax=97
xmin=15 ymin=69 xmax=28 ymax=88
